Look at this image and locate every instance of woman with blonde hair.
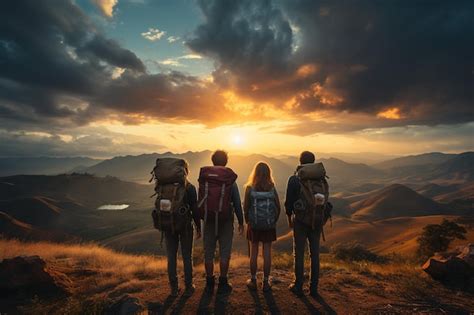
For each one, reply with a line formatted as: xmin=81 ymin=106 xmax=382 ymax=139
xmin=244 ymin=161 xmax=281 ymax=292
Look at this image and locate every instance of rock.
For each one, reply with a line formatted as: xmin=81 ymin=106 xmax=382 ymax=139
xmin=105 ymin=294 xmax=144 ymax=315
xmin=0 ymin=255 xmax=71 ymax=298
xmin=422 ymin=244 xmax=474 ymax=290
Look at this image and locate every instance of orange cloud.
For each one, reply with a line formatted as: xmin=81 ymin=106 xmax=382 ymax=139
xmin=377 ymin=107 xmax=402 ymax=119
xmin=296 ymin=64 xmax=318 ymax=78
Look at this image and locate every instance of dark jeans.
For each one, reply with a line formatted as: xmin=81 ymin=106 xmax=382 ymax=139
xmin=293 ymin=219 xmax=321 ymax=287
xmin=164 ymin=226 xmax=194 ymax=287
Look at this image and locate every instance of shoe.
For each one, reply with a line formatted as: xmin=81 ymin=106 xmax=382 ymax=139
xmin=170 ymin=285 xmax=180 ymax=297
xmin=246 ymin=278 xmax=257 ymax=291
xmin=288 ymin=282 xmax=304 ymax=296
xmin=309 ymin=284 xmax=318 ymax=298
xmin=205 ymin=276 xmax=215 ymax=294
xmin=217 ymin=276 xmax=233 ymax=294
xmin=183 ymin=284 xmax=196 ymax=297
xmin=262 ymin=280 xmax=271 ymax=292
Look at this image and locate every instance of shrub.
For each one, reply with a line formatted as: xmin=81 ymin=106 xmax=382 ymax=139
xmin=417 ymin=219 xmax=467 ymax=258
xmin=331 ymin=242 xmax=385 ymax=263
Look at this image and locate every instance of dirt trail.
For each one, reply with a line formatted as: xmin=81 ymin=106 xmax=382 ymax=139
xmin=134 ymin=266 xmax=474 ymax=314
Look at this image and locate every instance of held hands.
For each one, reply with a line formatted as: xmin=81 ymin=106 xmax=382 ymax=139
xmin=195 ymin=229 xmax=202 ymax=240
xmin=238 ymin=224 xmax=244 ymax=236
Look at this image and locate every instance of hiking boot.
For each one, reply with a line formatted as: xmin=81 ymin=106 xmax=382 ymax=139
xmin=262 ymin=279 xmax=271 ymax=292
xmin=217 ymin=276 xmax=233 ymax=295
xmin=309 ymin=283 xmax=319 ymax=298
xmin=205 ymin=276 xmax=215 ymax=294
xmin=288 ymin=282 xmax=304 ymax=296
xmin=246 ymin=278 xmax=257 ymax=291
xmin=183 ymin=284 xmax=196 ymax=297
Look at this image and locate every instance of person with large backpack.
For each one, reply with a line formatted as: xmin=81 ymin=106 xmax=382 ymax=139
xmin=198 ymin=150 xmax=244 ymax=295
xmin=243 ymin=162 xmax=281 ymax=292
xmin=150 ymin=158 xmax=201 ymax=297
xmin=285 ymin=151 xmax=333 ymax=298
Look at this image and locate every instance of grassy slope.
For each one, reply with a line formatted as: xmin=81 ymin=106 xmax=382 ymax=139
xmin=1 ymin=239 xmax=473 ymax=314
xmin=274 ymin=215 xmax=474 ymax=256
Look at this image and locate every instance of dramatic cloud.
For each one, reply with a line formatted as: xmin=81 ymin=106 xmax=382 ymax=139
xmin=0 ymin=1 xmax=235 ymax=132
xmin=0 ymin=127 xmax=166 ymax=158
xmin=1 ymin=0 xmax=473 ymax=154
xmin=90 ymin=0 xmax=118 ymax=18
xmin=188 ymin=0 xmax=474 ymax=128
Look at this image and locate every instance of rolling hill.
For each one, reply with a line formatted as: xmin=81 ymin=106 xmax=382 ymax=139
xmin=0 ymin=174 xmax=151 ymax=209
xmin=0 ymin=157 xmax=101 ymax=177
xmin=350 ymin=184 xmax=446 ymax=221
xmin=0 ymin=197 xmax=61 ymax=227
xmin=0 ymin=211 xmax=75 ymax=242
xmin=373 ymin=152 xmax=456 ymax=170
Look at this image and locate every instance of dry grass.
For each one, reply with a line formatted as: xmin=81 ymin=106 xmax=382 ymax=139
xmin=0 ymin=238 xmax=167 ymax=278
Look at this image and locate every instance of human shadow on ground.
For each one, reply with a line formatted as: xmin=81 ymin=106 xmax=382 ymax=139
xmin=263 ymin=289 xmax=281 ymax=315
xmin=248 ymin=287 xmax=264 ymax=315
xmin=214 ymin=291 xmax=231 ymax=315
xmin=170 ymin=292 xmax=192 ymax=314
xmin=197 ymin=289 xmax=213 ymax=314
xmin=147 ymin=294 xmax=177 ymax=315
xmin=313 ymin=294 xmax=336 ymax=314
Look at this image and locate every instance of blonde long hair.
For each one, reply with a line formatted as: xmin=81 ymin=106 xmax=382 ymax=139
xmin=245 ymin=161 xmax=275 ymax=191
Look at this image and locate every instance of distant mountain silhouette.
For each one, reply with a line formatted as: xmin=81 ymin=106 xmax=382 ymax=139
xmin=0 ymin=157 xmax=101 ymax=177
xmin=426 ymin=152 xmax=474 ymax=181
xmin=350 ymin=184 xmax=446 ymax=221
xmin=81 ymin=152 xmax=384 ymax=194
xmin=373 ymin=152 xmax=456 ymax=170
xmin=0 ymin=174 xmax=150 ymax=208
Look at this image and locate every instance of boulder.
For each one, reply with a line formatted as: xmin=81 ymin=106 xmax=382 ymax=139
xmin=0 ymin=255 xmax=71 ymax=298
xmin=422 ymin=243 xmax=474 ymax=290
xmin=105 ymin=294 xmax=144 ymax=315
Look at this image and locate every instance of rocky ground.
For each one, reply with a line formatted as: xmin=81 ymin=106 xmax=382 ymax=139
xmin=1 ymin=239 xmax=473 ymax=314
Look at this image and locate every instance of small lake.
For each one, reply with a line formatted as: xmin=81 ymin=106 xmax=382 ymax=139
xmin=97 ymin=204 xmax=130 ymax=210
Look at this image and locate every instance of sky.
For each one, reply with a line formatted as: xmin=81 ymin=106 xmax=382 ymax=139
xmin=0 ymin=0 xmax=473 ymax=158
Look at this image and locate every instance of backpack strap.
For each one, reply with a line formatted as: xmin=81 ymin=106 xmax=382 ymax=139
xmin=202 ymin=181 xmax=209 ymax=227
xmin=215 ymin=183 xmax=226 ymax=236
xmin=170 ymin=184 xmax=178 ymax=234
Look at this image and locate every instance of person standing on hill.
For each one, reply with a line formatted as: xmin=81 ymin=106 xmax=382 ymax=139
xmin=244 ymin=162 xmax=281 ymax=292
xmin=150 ymin=158 xmax=201 ymax=297
xmin=285 ymin=151 xmax=332 ymax=297
xmin=198 ymin=150 xmax=244 ymax=295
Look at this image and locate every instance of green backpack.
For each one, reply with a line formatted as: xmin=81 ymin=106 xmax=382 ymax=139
xmin=150 ymin=158 xmax=191 ymax=234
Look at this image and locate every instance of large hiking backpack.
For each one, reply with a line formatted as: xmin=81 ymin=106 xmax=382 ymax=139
xmin=248 ymin=187 xmax=278 ymax=231
xmin=293 ymin=163 xmax=331 ymax=232
xmin=150 ymin=158 xmax=191 ymax=234
xmin=197 ymin=166 xmax=237 ymax=235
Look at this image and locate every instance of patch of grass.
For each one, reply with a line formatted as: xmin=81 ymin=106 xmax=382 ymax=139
xmin=331 ymin=242 xmax=387 ymax=263
xmin=0 ymin=238 xmax=167 ymax=278
xmin=272 ymin=252 xmax=293 ymax=269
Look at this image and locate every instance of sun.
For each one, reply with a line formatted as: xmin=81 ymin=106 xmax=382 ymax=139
xmin=231 ymin=133 xmax=244 ymax=146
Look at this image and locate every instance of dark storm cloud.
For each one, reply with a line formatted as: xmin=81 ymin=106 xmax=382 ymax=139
xmin=96 ymin=71 xmax=235 ymax=124
xmin=188 ymin=0 xmax=474 ymax=126
xmin=188 ymin=0 xmax=294 ymax=91
xmin=0 ymin=0 xmax=238 ymax=131
xmin=0 ymin=127 xmax=166 ymax=158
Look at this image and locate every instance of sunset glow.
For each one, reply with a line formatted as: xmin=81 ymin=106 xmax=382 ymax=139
xmin=0 ymin=1 xmax=471 ymax=158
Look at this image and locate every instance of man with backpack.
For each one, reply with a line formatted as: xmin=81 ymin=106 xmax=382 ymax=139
xmin=285 ymin=151 xmax=332 ymax=297
xmin=198 ymin=150 xmax=244 ymax=294
xmin=150 ymin=158 xmax=201 ymax=297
